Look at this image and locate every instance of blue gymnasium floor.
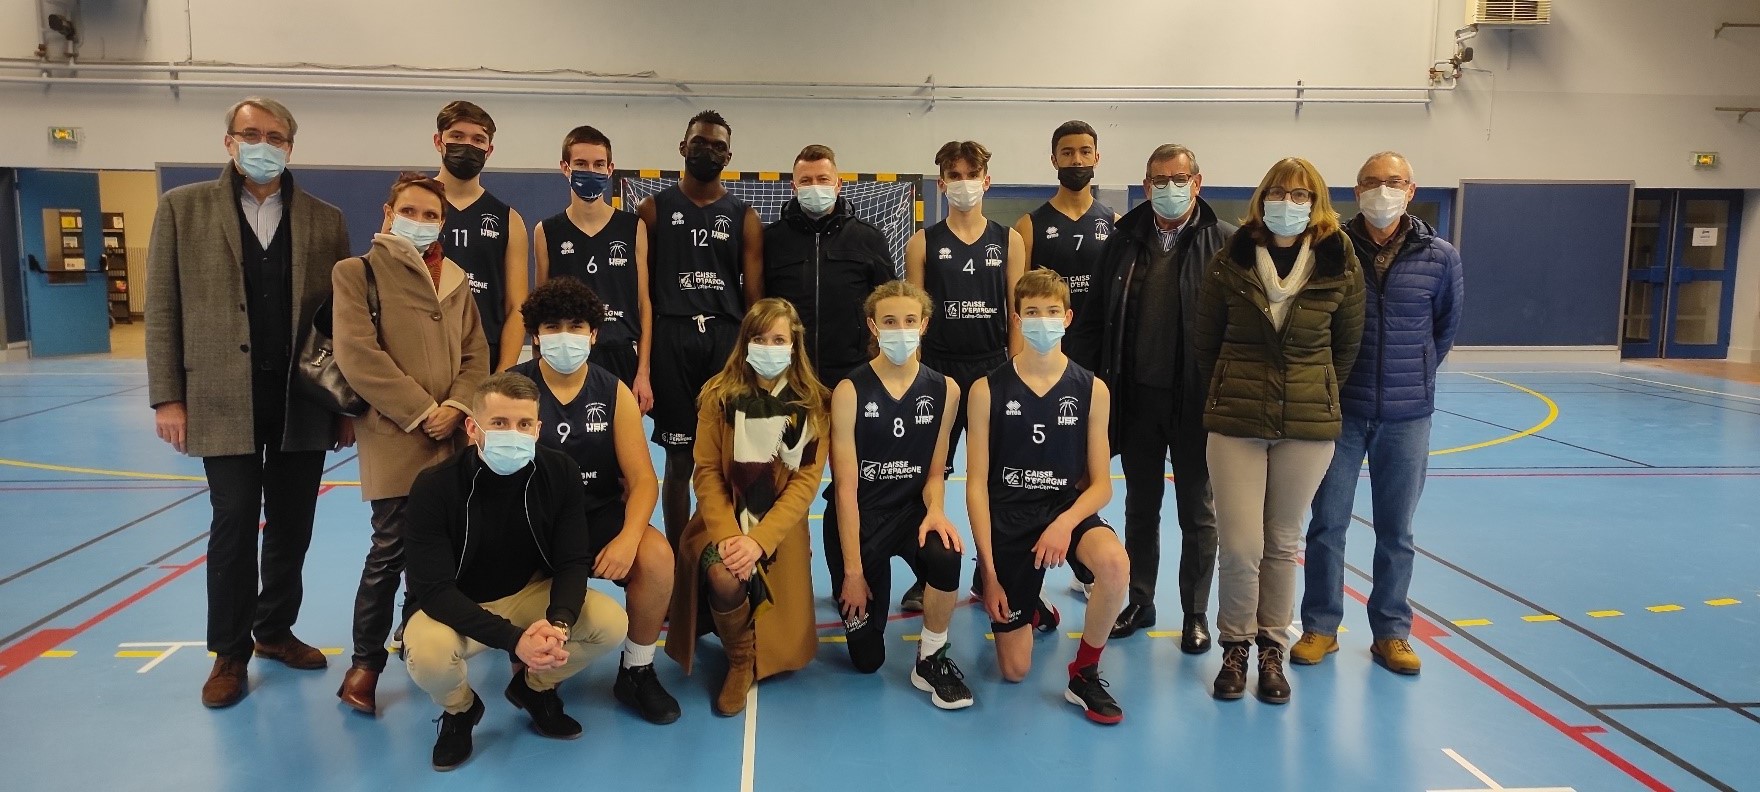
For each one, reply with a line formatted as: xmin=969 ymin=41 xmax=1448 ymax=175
xmin=0 ymin=359 xmax=1756 ymax=792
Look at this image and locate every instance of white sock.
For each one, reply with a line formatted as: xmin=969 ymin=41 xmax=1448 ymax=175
xmin=918 ymin=628 xmax=949 ymax=660
xmin=621 ymin=639 xmax=657 ymax=669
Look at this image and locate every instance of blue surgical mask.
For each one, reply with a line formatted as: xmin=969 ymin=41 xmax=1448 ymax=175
xmin=235 ymin=141 xmax=287 ymax=185
xmin=538 ymin=332 xmax=592 ymax=375
xmin=877 ymin=328 xmax=920 ymax=365
xmin=1150 ymin=182 xmax=1193 ymax=221
xmin=747 ymin=342 xmax=792 ymax=380
xmin=569 ymin=169 xmax=609 ymax=202
xmin=390 ymin=215 xmax=442 ymax=250
xmin=1263 ymin=200 xmax=1312 ymax=238
xmin=1021 ymin=317 xmax=1066 ymax=355
xmin=479 ymin=429 xmax=536 ymax=475
xmin=796 ymin=185 xmax=837 ymax=217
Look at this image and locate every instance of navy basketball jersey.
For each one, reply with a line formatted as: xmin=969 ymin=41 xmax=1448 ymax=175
xmin=921 ymin=220 xmax=1009 ymax=359
xmin=649 ymin=186 xmax=746 ymax=321
xmin=1028 ymin=200 xmax=1114 ymax=316
xmin=541 ymin=210 xmax=642 ymax=346
xmin=845 ymin=364 xmax=949 ymax=513
xmin=443 ymin=190 xmax=512 ymax=365
xmin=986 ymin=360 xmax=1095 ymax=509
xmin=512 ymin=359 xmax=626 ymax=512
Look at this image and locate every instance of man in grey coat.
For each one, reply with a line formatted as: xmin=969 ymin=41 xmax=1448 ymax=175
xmin=145 ymin=96 xmax=352 ymax=708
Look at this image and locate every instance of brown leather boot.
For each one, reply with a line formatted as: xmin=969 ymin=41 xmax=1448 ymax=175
xmin=254 ymin=635 xmax=327 ymax=670
xmin=202 ymin=656 xmax=249 ymax=708
xmin=710 ymin=601 xmax=755 ymax=717
xmin=337 ymin=665 xmax=380 ymax=715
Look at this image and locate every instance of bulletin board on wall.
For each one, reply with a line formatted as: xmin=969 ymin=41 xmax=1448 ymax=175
xmin=1452 ymin=181 xmax=1634 ymax=347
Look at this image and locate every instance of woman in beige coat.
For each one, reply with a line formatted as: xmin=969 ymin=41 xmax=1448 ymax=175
xmin=666 ymin=298 xmax=828 ymax=717
xmin=332 ymin=172 xmax=489 ymax=713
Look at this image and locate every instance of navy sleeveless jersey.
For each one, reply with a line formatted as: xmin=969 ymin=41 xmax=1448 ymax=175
xmin=512 ymin=359 xmax=626 ymax=512
xmin=921 ymin=220 xmax=1009 ymax=359
xmin=1027 ymin=200 xmax=1114 ymax=316
xmin=844 ymin=364 xmax=948 ymax=513
xmin=648 ymin=186 xmax=746 ymax=321
xmin=986 ymin=360 xmax=1095 ymax=509
xmin=541 ymin=210 xmax=642 ymax=345
xmin=443 ymin=190 xmax=512 ymax=360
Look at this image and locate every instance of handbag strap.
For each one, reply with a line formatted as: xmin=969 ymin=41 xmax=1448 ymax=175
xmin=361 ymin=257 xmax=381 ymax=330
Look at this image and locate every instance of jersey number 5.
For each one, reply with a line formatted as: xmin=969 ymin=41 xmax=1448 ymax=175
xmin=1031 ymin=423 xmax=1046 ymax=444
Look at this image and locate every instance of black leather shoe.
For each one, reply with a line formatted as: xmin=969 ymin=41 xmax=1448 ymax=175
xmin=504 ymin=671 xmax=582 ymax=739
xmin=1180 ymin=613 xmax=1213 ymax=655
xmin=431 ymin=691 xmax=484 ymax=771
xmin=614 ymin=664 xmax=682 ymax=725
xmin=1109 ymin=603 xmax=1156 ymax=639
xmin=1212 ymin=641 xmax=1251 ymax=700
xmin=1256 ymin=637 xmax=1291 ymax=705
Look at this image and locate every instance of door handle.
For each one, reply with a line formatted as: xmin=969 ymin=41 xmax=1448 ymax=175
xmin=27 ymin=254 xmax=43 ymax=273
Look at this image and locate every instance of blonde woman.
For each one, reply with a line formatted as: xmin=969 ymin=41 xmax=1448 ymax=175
xmin=665 ymin=298 xmax=830 ymax=716
xmin=1192 ymin=157 xmax=1364 ymax=705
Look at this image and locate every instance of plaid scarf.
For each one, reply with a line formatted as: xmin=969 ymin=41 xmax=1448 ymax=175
xmin=715 ymin=378 xmax=817 ymax=619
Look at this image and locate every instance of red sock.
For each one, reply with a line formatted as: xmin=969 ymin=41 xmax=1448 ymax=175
xmin=1069 ymin=640 xmax=1104 ymax=678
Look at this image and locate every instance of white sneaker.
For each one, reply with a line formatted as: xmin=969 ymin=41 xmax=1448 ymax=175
xmin=1070 ymin=578 xmax=1093 ymax=599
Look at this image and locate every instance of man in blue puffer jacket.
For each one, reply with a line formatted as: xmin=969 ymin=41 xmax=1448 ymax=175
xmin=1291 ymin=151 xmax=1463 ymax=675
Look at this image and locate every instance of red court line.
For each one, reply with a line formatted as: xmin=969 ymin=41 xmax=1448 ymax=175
xmin=0 ymin=484 xmax=338 ymax=682
xmin=1338 ymin=583 xmax=1670 ymax=791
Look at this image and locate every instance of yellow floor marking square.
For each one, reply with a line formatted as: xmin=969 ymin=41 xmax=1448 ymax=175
xmin=819 ymin=636 xmax=848 ymax=644
xmin=1588 ymin=610 xmax=1623 ymax=618
xmin=40 ymin=650 xmax=76 ymax=658
xmin=1705 ymin=598 xmax=1741 ymax=606
xmin=1452 ymin=618 xmax=1493 ymax=627
xmin=1523 ymin=614 xmax=1561 ymax=622
xmin=1145 ymin=630 xmax=1182 ymax=639
xmin=1646 ymin=604 xmax=1684 ymax=613
xmin=320 ymin=647 xmax=344 ymax=655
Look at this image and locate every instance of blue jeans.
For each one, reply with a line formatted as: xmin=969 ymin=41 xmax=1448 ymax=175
xmin=1301 ymin=413 xmax=1431 ymax=640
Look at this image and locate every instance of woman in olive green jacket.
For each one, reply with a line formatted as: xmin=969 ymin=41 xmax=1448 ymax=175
xmin=1191 ymin=157 xmax=1364 ymax=706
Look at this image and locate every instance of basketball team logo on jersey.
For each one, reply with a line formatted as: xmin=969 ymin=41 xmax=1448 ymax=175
xmin=861 ymin=458 xmax=924 ymax=482
xmin=914 ymin=395 xmax=936 ymax=425
xmin=1058 ymin=395 xmax=1082 ymax=426
xmin=712 ymin=215 xmax=733 ymax=241
xmin=863 ymin=401 xmax=880 ymax=418
xmin=943 ymin=300 xmax=997 ymax=321
xmin=608 ymin=240 xmax=628 ymax=267
xmin=582 ymin=402 xmax=610 ymax=433
xmin=983 ymin=244 xmax=1003 ymax=267
xmin=559 ymin=240 xmax=576 ymax=255
xmin=678 ymin=270 xmax=728 ymax=291
xmin=478 ymin=213 xmax=502 ymax=240
xmin=1093 ymin=219 xmax=1111 ymax=241
xmin=1002 ymin=465 xmax=1069 ymax=490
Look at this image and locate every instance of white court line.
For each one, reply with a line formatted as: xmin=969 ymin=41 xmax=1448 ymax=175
xmin=119 ymin=641 xmax=204 ymax=674
xmin=740 ymin=685 xmax=757 ymax=792
xmin=1594 ymin=372 xmax=1760 ymax=403
xmin=1428 ymin=748 xmax=1577 ymax=792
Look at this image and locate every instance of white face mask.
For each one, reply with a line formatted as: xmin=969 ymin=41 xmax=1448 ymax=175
xmin=943 ymin=179 xmax=984 ymax=212
xmin=1359 ymin=185 xmax=1410 ymax=230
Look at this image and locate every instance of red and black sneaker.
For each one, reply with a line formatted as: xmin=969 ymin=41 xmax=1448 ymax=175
xmin=1031 ymin=597 xmax=1061 ymax=635
xmin=1064 ymin=665 xmax=1124 ymax=724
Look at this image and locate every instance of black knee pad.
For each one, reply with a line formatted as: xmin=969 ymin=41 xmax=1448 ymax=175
xmin=918 ymin=535 xmax=963 ymax=594
xmin=845 ymin=616 xmax=886 ymax=674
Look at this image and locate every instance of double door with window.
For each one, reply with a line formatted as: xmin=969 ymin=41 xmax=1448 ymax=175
xmin=1623 ymin=190 xmax=1744 ymax=359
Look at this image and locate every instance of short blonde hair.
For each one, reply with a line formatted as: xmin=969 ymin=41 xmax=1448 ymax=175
xmin=225 ymin=96 xmax=298 ymax=140
xmin=1012 ymin=268 xmax=1071 ymax=314
xmin=1245 ymin=157 xmax=1341 ymax=244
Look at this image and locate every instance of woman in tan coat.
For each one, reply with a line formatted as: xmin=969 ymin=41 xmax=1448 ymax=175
xmin=666 ymin=297 xmax=828 ymax=717
xmin=332 ymin=172 xmax=490 ymax=713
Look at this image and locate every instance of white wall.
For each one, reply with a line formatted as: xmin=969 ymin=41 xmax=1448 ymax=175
xmin=3 ymin=0 xmax=1758 ymax=189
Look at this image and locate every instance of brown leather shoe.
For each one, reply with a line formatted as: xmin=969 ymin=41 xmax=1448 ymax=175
xmin=254 ymin=636 xmax=327 ymax=670
xmin=202 ymin=656 xmax=249 ymax=708
xmin=337 ymin=666 xmax=380 ymax=715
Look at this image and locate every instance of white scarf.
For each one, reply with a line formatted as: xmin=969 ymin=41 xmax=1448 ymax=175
xmin=728 ymin=377 xmax=816 ymax=534
xmin=1254 ymin=239 xmax=1315 ymax=331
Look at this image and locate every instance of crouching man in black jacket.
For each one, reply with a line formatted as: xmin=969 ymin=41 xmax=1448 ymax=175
xmin=403 ymin=372 xmax=629 ymax=771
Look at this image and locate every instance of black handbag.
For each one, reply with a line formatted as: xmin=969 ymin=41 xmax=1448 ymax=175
xmin=293 ymin=259 xmax=379 ymax=417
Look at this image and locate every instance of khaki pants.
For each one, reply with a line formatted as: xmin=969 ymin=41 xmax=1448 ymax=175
xmin=405 ymin=578 xmax=628 ymax=713
xmin=1207 ymin=433 xmax=1335 ymax=647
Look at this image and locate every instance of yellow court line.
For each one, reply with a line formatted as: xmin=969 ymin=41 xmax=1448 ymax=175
xmin=1522 ymin=614 xmax=1561 ymax=622
xmin=115 ymin=650 xmax=162 ymax=658
xmin=1145 ymin=630 xmax=1182 ymax=639
xmin=1588 ymin=610 xmax=1624 ymax=618
xmin=1647 ymin=604 xmax=1684 ymax=613
xmin=1453 ymin=618 xmax=1493 ymax=627
xmin=1705 ymin=598 xmax=1741 ymax=606
xmin=1429 ymin=373 xmax=1560 ymax=456
xmin=0 ymin=373 xmax=1558 ymax=484
xmin=40 ymin=650 xmax=77 ymax=658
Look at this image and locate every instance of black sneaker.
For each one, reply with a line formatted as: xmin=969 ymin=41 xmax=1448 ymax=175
xmin=1064 ymin=665 xmax=1123 ymax=724
xmin=900 ymin=579 xmax=926 ymax=613
xmin=431 ymin=691 xmax=485 ymax=771
xmin=504 ymin=671 xmax=582 ymax=739
xmin=909 ymin=647 xmax=974 ymax=710
xmin=1032 ymin=597 xmax=1061 ymax=634
xmin=614 ymin=663 xmax=682 ymax=725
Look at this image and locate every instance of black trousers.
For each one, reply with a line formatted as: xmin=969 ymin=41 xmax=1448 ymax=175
xmin=349 ymin=497 xmax=413 ymax=672
xmin=1118 ymin=384 xmax=1218 ymax=615
xmin=201 ymin=381 xmax=326 ymax=659
xmin=920 ymin=351 xmax=1007 ymax=476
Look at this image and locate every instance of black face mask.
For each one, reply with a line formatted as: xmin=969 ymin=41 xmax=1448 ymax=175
xmin=1057 ymin=165 xmax=1095 ymax=191
xmin=685 ymin=151 xmax=726 ymax=182
xmin=442 ymin=143 xmax=487 ymax=180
